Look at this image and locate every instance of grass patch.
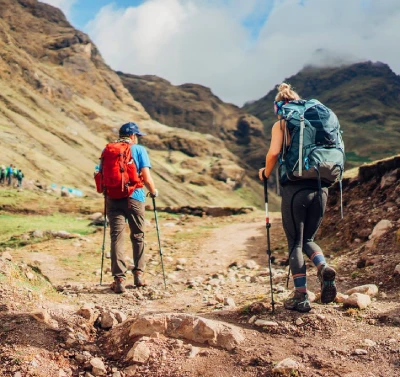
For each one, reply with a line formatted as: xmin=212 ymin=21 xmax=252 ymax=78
xmin=0 ymin=187 xmax=104 ymax=215
xmin=172 ymin=228 xmax=210 ymax=241
xmin=345 ymin=151 xmax=371 ymax=164
xmin=351 ymin=271 xmax=360 ymax=279
xmin=2 ymin=260 xmax=60 ymax=302
xmin=0 ymin=213 xmax=95 ymax=249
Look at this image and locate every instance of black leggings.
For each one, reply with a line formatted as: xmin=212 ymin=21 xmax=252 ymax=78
xmin=281 ymin=183 xmax=328 ymax=279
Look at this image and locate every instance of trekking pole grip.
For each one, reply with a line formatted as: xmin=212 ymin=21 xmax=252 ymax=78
xmin=262 ymin=173 xmax=270 ymax=228
xmin=263 ymin=174 xmax=269 ymax=205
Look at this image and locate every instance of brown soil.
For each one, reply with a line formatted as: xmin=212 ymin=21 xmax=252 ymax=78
xmin=1 ymin=204 xmax=400 ymax=377
xmin=1 ymin=156 xmax=399 ymax=377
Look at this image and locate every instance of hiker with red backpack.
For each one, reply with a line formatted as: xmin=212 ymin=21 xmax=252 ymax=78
xmin=95 ymin=122 xmax=158 ymax=293
xmin=259 ymin=83 xmax=344 ymax=312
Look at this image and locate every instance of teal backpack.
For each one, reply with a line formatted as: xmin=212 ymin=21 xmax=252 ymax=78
xmin=279 ymin=99 xmax=345 ymax=215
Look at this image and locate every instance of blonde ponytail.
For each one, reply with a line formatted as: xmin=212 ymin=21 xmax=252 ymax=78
xmin=275 ymin=83 xmax=300 ymax=102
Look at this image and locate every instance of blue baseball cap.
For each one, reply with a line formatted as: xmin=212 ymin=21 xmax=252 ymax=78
xmin=119 ymin=122 xmax=146 ymax=136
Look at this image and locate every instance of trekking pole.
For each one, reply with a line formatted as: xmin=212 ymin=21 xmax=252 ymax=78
xmin=152 ymin=197 xmax=167 ymax=289
xmin=286 ymin=268 xmax=291 ymax=289
xmin=263 ymin=173 xmax=275 ymax=314
xmin=100 ymin=194 xmax=107 ymax=285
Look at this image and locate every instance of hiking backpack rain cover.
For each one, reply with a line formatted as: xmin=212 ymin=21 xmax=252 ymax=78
xmin=95 ymin=142 xmax=143 ymax=199
xmin=279 ymin=99 xmax=345 ymax=186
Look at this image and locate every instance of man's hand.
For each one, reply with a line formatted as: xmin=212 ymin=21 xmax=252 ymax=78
xmin=147 ymin=189 xmax=159 ymax=198
xmin=258 ymin=168 xmax=267 ymax=181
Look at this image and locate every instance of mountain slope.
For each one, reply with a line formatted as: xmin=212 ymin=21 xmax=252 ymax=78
xmin=243 ymin=62 xmax=400 ymax=168
xmin=117 ymin=73 xmax=268 ymax=169
xmin=0 ymin=0 xmax=267 ymax=208
xmin=118 ymin=73 xmax=281 ymax=207
xmin=0 ymin=0 xmax=147 ymax=184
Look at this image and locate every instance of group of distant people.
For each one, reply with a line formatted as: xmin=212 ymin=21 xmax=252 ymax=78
xmin=0 ymin=164 xmax=24 ymax=187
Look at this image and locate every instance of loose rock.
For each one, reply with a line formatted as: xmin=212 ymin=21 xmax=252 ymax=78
xmin=362 ymin=339 xmax=377 ymax=347
xmin=77 ymin=305 xmax=94 ymax=322
xmin=369 ymin=220 xmax=392 ymax=240
xmin=126 ymin=342 xmax=151 ymax=364
xmin=90 ymin=358 xmax=106 ymax=376
xmin=273 ymin=358 xmax=300 ymax=373
xmin=353 ymin=349 xmax=368 ymax=355
xmin=31 ymin=310 xmax=51 ymax=324
xmin=345 ymin=284 xmax=379 ymax=297
xmin=123 ymin=365 xmax=138 ymax=377
xmin=254 ymin=320 xmax=278 ymax=327
xmin=343 ymin=293 xmax=371 ymax=309
xmin=101 ymin=311 xmax=118 ymax=329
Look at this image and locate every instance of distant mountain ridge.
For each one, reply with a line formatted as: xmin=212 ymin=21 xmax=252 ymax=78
xmin=117 ymin=73 xmax=269 ymax=170
xmin=243 ymin=61 xmax=400 ymax=168
xmin=0 ymin=0 xmax=269 ymax=208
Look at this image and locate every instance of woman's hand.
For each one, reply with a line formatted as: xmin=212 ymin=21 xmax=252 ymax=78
xmin=258 ymin=168 xmax=267 ymax=181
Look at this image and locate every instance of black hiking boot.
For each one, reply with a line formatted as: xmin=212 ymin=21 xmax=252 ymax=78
xmin=284 ymin=291 xmax=311 ymax=313
xmin=133 ymin=270 xmax=147 ymax=288
xmin=318 ymin=265 xmax=337 ymax=304
xmin=111 ymin=277 xmax=126 ymax=294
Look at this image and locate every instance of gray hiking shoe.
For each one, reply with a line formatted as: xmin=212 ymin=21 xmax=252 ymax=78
xmin=284 ymin=291 xmax=311 ymax=313
xmin=318 ymin=265 xmax=337 ymax=304
xmin=111 ymin=277 xmax=126 ymax=294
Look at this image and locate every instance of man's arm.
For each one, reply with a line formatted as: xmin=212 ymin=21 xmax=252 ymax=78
xmin=141 ymin=167 xmax=157 ymax=196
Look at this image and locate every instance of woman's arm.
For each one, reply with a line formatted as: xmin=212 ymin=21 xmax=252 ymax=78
xmin=258 ymin=120 xmax=285 ymax=180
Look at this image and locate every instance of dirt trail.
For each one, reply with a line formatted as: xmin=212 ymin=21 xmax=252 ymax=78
xmin=53 ymin=214 xmax=286 ymax=316
xmin=2 ymin=212 xmax=400 ymax=377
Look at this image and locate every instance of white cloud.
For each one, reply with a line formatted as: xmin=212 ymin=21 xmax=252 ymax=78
xmin=40 ymin=0 xmax=77 ymax=17
xmin=86 ymin=0 xmax=400 ymax=105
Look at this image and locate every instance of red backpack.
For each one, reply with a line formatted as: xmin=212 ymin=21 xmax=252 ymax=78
xmin=95 ymin=142 xmax=143 ymax=199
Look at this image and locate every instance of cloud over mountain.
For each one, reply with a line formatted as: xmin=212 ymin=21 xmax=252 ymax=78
xmin=48 ymin=0 xmax=400 ymax=105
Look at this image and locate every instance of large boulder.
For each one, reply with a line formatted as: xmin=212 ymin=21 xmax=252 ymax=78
xmin=129 ymin=313 xmax=244 ymax=351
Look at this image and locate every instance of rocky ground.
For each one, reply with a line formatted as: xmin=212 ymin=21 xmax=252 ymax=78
xmin=0 ymin=206 xmax=399 ymax=377
xmin=0 ymin=156 xmax=399 ymax=377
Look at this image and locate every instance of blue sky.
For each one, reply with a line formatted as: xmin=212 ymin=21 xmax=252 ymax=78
xmin=42 ymin=0 xmax=400 ymax=105
xmin=67 ymin=0 xmax=272 ymax=43
xmin=70 ymin=0 xmax=144 ymax=29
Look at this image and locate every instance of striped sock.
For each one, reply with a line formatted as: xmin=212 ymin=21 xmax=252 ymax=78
xmin=293 ymin=273 xmax=307 ymax=293
xmin=310 ymin=252 xmax=326 ymax=270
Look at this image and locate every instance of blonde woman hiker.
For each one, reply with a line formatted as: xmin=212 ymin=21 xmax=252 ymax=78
xmin=259 ymin=83 xmax=342 ymax=312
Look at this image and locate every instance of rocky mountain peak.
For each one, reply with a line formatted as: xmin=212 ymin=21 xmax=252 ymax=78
xmin=118 ymin=72 xmax=268 ymax=170
xmin=243 ymin=61 xmax=400 ymax=168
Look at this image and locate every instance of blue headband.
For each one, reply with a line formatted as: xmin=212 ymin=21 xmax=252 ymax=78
xmin=274 ymin=101 xmax=286 ymax=115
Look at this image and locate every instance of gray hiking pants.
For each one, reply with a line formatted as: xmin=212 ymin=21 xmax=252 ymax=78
xmin=107 ymin=197 xmax=146 ymax=279
xmin=281 ymin=183 xmax=328 ymax=279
